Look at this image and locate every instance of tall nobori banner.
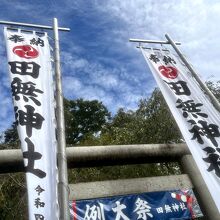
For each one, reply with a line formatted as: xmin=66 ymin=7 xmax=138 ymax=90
xmin=4 ymin=28 xmax=58 ymax=220
xmin=141 ymin=48 xmax=220 ymax=213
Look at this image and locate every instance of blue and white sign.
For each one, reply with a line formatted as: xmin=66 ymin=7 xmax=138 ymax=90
xmin=69 ymin=189 xmax=202 ymax=220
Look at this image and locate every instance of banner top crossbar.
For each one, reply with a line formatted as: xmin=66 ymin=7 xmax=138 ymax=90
xmin=0 ymin=20 xmax=70 ymax=32
xmin=136 ymin=46 xmax=169 ymax=51
xmin=129 ymin=38 xmax=181 ymax=45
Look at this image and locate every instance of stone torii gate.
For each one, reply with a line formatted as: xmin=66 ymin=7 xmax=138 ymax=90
xmin=0 ymin=142 xmax=219 ymax=219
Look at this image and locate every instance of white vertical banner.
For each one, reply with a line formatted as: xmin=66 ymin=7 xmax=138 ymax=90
xmin=4 ymin=28 xmax=58 ymax=220
xmin=141 ymin=48 xmax=220 ymax=213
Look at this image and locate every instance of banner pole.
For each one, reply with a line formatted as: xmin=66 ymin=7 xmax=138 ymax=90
xmin=165 ymin=33 xmax=220 ymax=113
xmin=53 ymin=18 xmax=70 ymax=220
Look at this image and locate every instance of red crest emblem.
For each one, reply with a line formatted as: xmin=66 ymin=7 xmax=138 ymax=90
xmin=158 ymin=65 xmax=178 ymax=79
xmin=13 ymin=45 xmax=39 ymax=59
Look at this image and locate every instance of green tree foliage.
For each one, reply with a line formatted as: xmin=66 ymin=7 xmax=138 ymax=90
xmin=0 ymin=124 xmax=27 ymax=219
xmin=2 ymin=82 xmax=219 ymax=219
xmin=3 ymin=98 xmax=110 ymax=146
xmin=135 ymin=88 xmax=183 ymax=144
xmin=80 ymin=88 xmax=182 ymax=146
xmin=3 ymin=122 xmax=19 ymax=148
xmin=64 ymin=98 xmax=110 ymax=144
xmin=0 ymin=174 xmax=27 ymax=220
xmin=74 ymin=89 xmax=183 ymax=184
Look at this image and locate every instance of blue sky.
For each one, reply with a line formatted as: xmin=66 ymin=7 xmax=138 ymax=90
xmin=0 ymin=0 xmax=220 ymax=134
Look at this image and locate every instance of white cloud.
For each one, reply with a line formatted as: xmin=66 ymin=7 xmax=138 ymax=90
xmin=61 ymin=48 xmax=153 ymax=114
xmin=91 ymin=0 xmax=220 ymax=82
xmin=1 ymin=0 xmax=220 ymax=133
xmin=62 ymin=76 xmax=82 ymax=93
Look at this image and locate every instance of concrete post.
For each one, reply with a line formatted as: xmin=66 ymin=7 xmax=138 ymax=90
xmin=181 ymin=155 xmax=220 ymax=220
